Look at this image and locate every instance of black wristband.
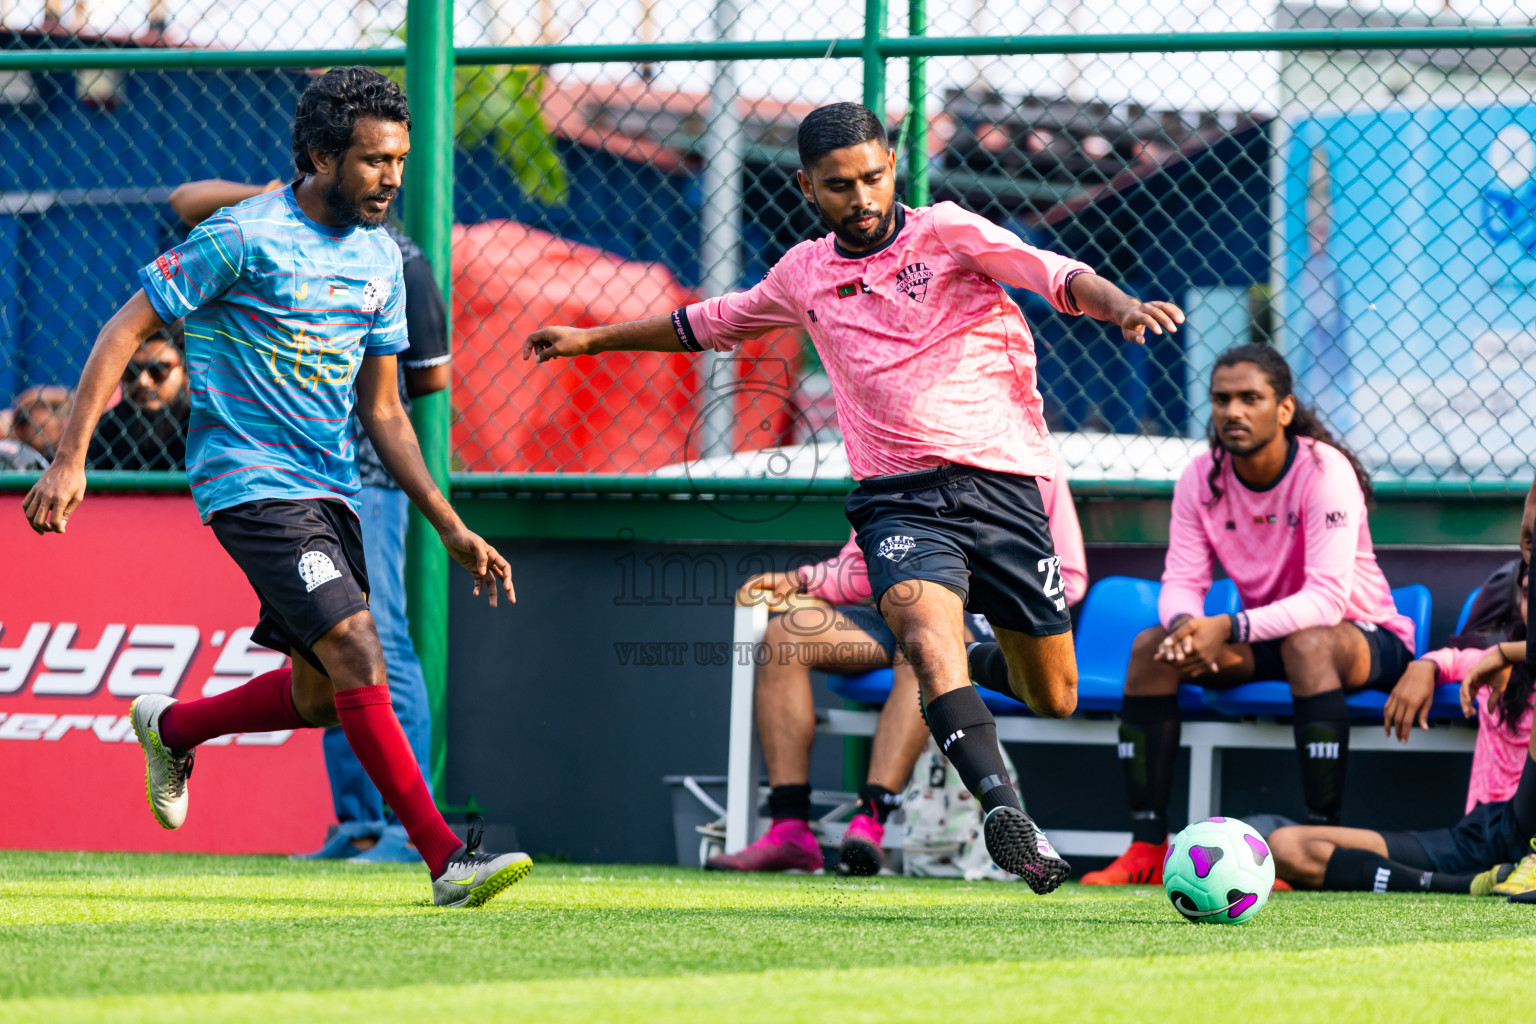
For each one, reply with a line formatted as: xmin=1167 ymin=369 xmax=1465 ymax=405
xmin=1228 ymin=611 xmax=1250 ymax=644
xmin=670 ymin=307 xmax=703 ymax=352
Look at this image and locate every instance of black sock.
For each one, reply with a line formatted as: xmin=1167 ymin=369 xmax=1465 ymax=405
xmin=1511 ymin=754 xmax=1536 ymax=837
xmin=966 ymin=642 xmax=1013 ymax=697
xmin=1293 ymin=690 xmax=1350 ymax=825
xmin=857 ymin=784 xmax=902 ymax=824
xmin=924 ymin=687 xmax=1021 ymax=814
xmin=1119 ymin=694 xmax=1181 ymax=845
xmin=767 ymin=784 xmax=811 ymax=821
xmin=1322 ymin=847 xmax=1478 ymax=893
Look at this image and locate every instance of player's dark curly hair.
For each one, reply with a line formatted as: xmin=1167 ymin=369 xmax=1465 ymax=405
xmin=1494 ymin=562 xmax=1532 ymax=734
xmin=797 ymin=102 xmax=887 ymax=168
xmin=292 ymin=66 xmax=411 ymax=175
xmin=1204 ymin=343 xmax=1373 ymax=509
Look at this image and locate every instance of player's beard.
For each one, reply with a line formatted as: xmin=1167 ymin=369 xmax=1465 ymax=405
xmin=1216 ymin=424 xmax=1276 ymax=458
xmin=323 ymin=177 xmax=396 ymax=228
xmin=816 ymin=198 xmax=897 ymax=251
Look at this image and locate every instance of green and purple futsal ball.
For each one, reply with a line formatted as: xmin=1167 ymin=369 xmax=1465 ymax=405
xmin=1162 ymin=817 xmax=1276 ymax=925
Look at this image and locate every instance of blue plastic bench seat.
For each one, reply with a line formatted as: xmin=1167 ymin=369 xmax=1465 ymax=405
xmin=827 ymin=667 xmax=1031 ymax=714
xmin=828 ymin=575 xmax=1240 ymax=716
xmin=1074 ymin=576 xmax=1242 ymax=715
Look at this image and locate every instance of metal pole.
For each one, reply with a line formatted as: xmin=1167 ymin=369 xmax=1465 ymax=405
xmin=698 ymin=0 xmax=742 ymax=459
xmin=863 ymin=0 xmax=887 ymax=119
xmin=404 ymin=0 xmax=454 ymax=798
xmin=907 ymin=0 xmax=928 ymax=208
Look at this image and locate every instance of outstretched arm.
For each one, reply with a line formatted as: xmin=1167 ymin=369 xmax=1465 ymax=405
xmin=527 ymin=263 xmax=804 ymax=363
xmin=1068 ymin=273 xmax=1185 ymax=346
xmin=523 ymin=315 xmax=681 ymax=363
xmin=930 ymin=201 xmax=1183 ymax=345
xmin=168 ymin=179 xmax=283 ymax=228
xmin=21 ymin=291 xmax=166 ymax=534
xmin=354 ymin=354 xmax=514 ymax=607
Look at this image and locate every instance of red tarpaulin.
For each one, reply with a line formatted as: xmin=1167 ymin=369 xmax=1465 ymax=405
xmin=451 ymin=221 xmax=801 ymax=473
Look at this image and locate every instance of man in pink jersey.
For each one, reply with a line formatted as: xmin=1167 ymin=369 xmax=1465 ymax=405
xmin=707 ymin=472 xmax=1086 ymax=876
xmin=1084 ymin=344 xmax=1415 ymax=886
xmin=525 ymin=102 xmax=1182 ymax=893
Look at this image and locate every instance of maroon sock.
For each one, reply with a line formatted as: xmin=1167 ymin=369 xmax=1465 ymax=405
xmin=158 ymin=668 xmax=307 ymax=753
xmin=334 ymin=685 xmax=463 ymax=877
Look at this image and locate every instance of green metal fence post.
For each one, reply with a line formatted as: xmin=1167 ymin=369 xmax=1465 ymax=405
xmin=404 ymin=0 xmax=454 ymax=798
xmin=862 ymin=0 xmax=887 ymax=119
xmin=906 ymin=0 xmax=928 ymax=208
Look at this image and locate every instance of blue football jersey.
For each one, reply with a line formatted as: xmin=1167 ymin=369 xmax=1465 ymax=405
xmin=138 ymin=186 xmax=408 ymax=520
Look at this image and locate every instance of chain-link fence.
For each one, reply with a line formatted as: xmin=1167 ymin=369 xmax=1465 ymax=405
xmin=5 ymin=2 xmax=1536 ymax=489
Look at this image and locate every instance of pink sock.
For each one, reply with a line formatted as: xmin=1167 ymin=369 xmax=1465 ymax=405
xmin=334 ymin=685 xmax=463 ymax=877
xmin=159 ymin=668 xmax=307 ymax=753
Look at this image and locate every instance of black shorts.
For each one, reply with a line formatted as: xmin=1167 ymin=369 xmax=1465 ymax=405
xmin=835 ymin=604 xmax=995 ymax=661
xmin=1380 ymin=800 xmax=1529 ymax=875
xmin=1247 ymin=621 xmax=1413 ymax=691
xmin=208 ymin=498 xmax=370 ymax=675
xmin=843 ymin=464 xmax=1071 ymax=637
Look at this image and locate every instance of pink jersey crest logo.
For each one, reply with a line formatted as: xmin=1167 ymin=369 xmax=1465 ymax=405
xmin=895 ymin=262 xmax=933 ymax=303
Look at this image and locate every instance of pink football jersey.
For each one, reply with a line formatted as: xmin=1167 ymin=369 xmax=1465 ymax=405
xmin=1158 ymin=436 xmax=1414 ymax=652
xmin=1421 ymin=646 xmax=1531 ymax=812
xmin=675 ymin=202 xmax=1094 ymax=480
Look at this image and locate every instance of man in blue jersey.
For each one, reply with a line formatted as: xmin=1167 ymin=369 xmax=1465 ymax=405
xmin=21 ymin=67 xmax=525 ymax=908
xmin=170 ymin=177 xmax=450 ymax=864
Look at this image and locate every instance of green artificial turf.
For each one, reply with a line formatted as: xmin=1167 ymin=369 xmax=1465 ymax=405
xmin=3 ymin=852 xmax=1534 ymax=1022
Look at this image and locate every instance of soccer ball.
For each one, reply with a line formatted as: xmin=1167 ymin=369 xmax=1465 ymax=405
xmin=1162 ymin=817 xmax=1276 ymax=925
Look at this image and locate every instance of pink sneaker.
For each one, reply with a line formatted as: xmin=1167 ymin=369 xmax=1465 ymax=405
xmin=837 ymin=813 xmax=885 ymax=876
xmin=704 ymin=819 xmax=824 ymax=873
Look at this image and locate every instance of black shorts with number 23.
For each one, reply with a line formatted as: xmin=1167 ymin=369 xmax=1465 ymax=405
xmin=843 ymin=464 xmax=1071 ymax=637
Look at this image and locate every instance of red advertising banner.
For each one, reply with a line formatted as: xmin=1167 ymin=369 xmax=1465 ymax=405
xmin=0 ymin=494 xmax=334 ymax=853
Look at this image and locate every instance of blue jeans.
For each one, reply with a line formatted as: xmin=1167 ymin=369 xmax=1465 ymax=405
xmin=323 ymin=485 xmax=434 ymax=839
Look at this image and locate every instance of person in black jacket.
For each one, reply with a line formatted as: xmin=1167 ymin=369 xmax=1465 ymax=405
xmin=87 ymin=326 xmax=189 ymax=471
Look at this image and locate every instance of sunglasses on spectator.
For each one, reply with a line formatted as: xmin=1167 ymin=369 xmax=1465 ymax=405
xmin=123 ymin=361 xmax=180 ymax=384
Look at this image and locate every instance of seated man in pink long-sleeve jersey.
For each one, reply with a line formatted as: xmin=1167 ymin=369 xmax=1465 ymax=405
xmin=525 ymin=101 xmax=1181 ymax=892
xmin=1084 ymin=344 xmax=1415 ymax=886
xmin=706 ymin=471 xmax=1086 ymax=876
xmin=1265 ymin=563 xmax=1536 ymax=897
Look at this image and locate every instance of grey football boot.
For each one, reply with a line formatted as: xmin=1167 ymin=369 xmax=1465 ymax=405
xmin=129 ymin=694 xmax=194 ymax=829
xmin=432 ymin=825 xmax=533 ymax=908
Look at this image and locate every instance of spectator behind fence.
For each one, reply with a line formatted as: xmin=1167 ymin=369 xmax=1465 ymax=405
xmin=1 ymin=403 xmax=49 ymax=470
xmin=170 ymin=176 xmax=452 ymax=864
xmin=86 ymin=326 xmax=189 ymax=471
xmin=11 ymin=385 xmax=72 ymax=462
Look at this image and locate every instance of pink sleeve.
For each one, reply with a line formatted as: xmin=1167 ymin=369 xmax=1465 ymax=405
xmin=1040 ymin=474 xmax=1087 ymax=606
xmin=1422 ymin=647 xmax=1492 ymax=685
xmin=1243 ymin=458 xmax=1363 ymax=643
xmin=931 ymin=201 xmax=1093 ymax=316
xmin=679 ymin=261 xmax=803 ymax=352
xmin=1159 ymin=465 xmax=1215 ymax=628
xmin=796 ymin=529 xmax=872 ymax=605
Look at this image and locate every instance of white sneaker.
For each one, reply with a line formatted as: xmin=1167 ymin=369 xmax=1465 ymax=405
xmin=130 ymin=695 xmax=194 ymax=830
